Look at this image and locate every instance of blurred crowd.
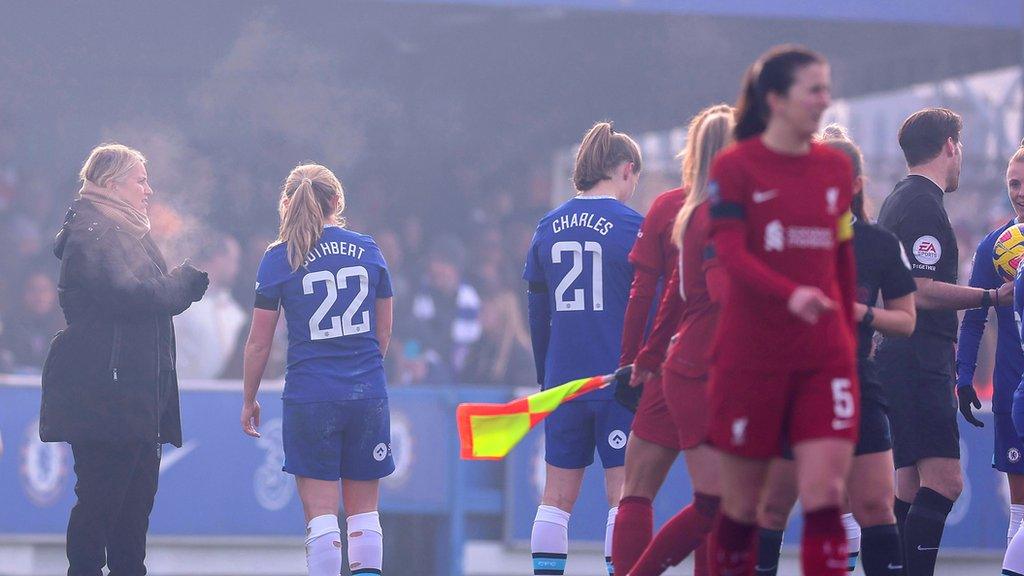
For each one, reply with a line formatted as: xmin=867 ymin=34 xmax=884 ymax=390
xmin=0 ymin=132 xmax=1014 ymax=396
xmin=0 ymin=143 xmax=552 ymax=390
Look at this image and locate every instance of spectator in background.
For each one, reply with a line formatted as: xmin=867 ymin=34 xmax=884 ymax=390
xmin=460 ymin=291 xmax=534 ymax=387
xmin=0 ymin=268 xmax=64 ymax=373
xmin=407 ymin=234 xmax=481 ymax=379
xmin=174 ymin=230 xmax=247 ymax=379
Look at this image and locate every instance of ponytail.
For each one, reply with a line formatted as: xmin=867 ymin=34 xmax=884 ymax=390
xmin=572 ymin=121 xmax=642 ymax=192
xmin=272 ymin=164 xmax=346 ymax=271
xmin=734 ymin=45 xmax=825 ymax=141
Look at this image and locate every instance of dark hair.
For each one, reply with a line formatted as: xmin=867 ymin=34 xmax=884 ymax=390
xmin=820 ymin=123 xmax=868 ymax=220
xmin=734 ymin=45 xmax=826 ymax=140
xmin=572 ymin=122 xmax=642 ymax=192
xmin=898 ymin=108 xmax=962 ymax=167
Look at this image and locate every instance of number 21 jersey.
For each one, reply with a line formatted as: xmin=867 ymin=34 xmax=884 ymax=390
xmin=255 ymin=225 xmax=393 ymax=403
xmin=524 ymin=196 xmax=642 ymax=396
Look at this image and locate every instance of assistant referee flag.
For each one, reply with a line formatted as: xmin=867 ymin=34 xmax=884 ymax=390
xmin=456 ymin=372 xmax=617 ymax=460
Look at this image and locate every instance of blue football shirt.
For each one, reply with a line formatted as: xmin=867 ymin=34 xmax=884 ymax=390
xmin=255 ymin=226 xmax=393 ymax=402
xmin=524 ymin=196 xmax=642 ymax=399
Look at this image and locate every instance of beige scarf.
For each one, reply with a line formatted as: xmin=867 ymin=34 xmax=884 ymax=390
xmin=78 ymin=181 xmax=151 ymax=239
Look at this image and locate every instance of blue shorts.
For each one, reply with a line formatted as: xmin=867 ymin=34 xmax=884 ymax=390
xmin=544 ymin=399 xmax=633 ymax=469
xmin=282 ymin=398 xmax=396 ymax=481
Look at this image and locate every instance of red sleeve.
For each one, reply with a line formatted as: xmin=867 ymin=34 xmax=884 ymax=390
xmin=836 ymin=232 xmax=857 ymax=336
xmin=630 ymin=194 xmax=670 ymax=274
xmin=634 ymin=263 xmax=685 ymax=372
xmin=619 ymin=266 xmax=660 ymax=366
xmin=703 ymin=247 xmax=728 ymax=304
xmin=708 ymin=153 xmax=799 ymax=302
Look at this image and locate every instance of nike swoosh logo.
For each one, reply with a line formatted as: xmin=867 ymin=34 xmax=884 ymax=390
xmin=159 ymin=440 xmax=198 ymax=475
xmin=888 ymin=563 xmax=903 ymax=570
xmin=752 ymin=190 xmax=779 ymax=203
xmin=917 ymin=545 xmax=939 ymax=551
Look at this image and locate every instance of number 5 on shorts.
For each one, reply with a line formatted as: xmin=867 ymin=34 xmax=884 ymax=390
xmin=831 ymin=378 xmax=854 ymax=419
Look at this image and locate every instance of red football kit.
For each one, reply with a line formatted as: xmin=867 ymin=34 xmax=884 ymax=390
xmin=707 ymin=137 xmax=858 ymax=458
xmin=620 ymin=187 xmax=687 ymax=451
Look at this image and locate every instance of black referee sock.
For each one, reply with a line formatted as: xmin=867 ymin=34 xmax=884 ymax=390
xmin=860 ymin=524 xmax=903 ymax=576
xmin=903 ymin=488 xmax=954 ymax=576
xmin=755 ymin=528 xmax=785 ymax=575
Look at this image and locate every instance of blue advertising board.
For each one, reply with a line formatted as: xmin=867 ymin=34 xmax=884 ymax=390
xmin=0 ymin=380 xmax=480 ymax=535
xmin=2 ymin=375 xmax=1013 ymax=562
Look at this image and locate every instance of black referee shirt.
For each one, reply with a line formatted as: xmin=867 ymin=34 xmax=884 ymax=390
xmin=876 ymin=174 xmax=959 ymax=341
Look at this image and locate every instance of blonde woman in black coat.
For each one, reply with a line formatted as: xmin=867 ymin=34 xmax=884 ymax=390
xmin=41 ymin=143 xmax=209 ymax=576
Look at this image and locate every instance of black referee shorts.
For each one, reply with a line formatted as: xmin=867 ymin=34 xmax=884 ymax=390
xmin=855 ymin=361 xmax=892 ymax=456
xmin=875 ymin=334 xmax=960 ymax=469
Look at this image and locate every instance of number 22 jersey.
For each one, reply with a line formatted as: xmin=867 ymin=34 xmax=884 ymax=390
xmin=255 ymin=225 xmax=393 ymax=403
xmin=524 ymin=196 xmax=643 ymax=397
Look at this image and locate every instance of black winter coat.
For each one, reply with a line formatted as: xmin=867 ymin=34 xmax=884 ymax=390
xmin=40 ymin=199 xmax=196 ymax=447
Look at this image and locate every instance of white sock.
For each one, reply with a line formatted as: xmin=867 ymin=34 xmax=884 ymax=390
xmin=1005 ymin=518 xmax=1024 ymax=575
xmin=305 ymin=514 xmax=341 ymax=576
xmin=841 ymin=512 xmax=861 ymax=572
xmin=605 ymin=507 xmax=618 ymax=575
xmin=1009 ymin=504 xmax=1024 ymax=545
xmin=531 ymin=505 xmax=570 ymax=575
xmin=347 ymin=511 xmax=383 ymax=575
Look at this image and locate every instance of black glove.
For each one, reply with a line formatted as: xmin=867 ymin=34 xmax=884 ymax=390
xmin=173 ymin=262 xmax=210 ymax=302
xmin=957 ymin=385 xmax=984 ymax=428
xmin=613 ymin=365 xmax=642 ymax=413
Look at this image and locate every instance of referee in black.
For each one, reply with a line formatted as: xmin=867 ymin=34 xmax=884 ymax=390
xmin=876 ymin=108 xmax=1013 ymax=576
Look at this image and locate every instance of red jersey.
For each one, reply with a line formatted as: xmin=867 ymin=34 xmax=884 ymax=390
xmin=664 ymin=201 xmax=722 ymax=377
xmin=708 ymin=138 xmax=856 ymax=371
xmin=619 ymin=187 xmax=687 ymax=366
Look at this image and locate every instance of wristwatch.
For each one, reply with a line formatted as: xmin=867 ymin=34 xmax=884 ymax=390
xmin=861 ymin=306 xmax=875 ymax=327
xmin=981 ymin=289 xmax=993 ymax=308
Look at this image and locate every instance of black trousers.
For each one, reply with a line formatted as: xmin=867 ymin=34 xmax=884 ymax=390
xmin=67 ymin=441 xmax=161 ymax=576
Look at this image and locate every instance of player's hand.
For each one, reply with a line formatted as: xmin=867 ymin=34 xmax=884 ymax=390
xmin=787 ymin=286 xmax=836 ymax=324
xmin=631 ymin=367 xmax=655 ymax=388
xmin=997 ymin=281 xmax=1014 ymax=307
xmin=853 ymin=302 xmax=868 ymax=323
xmin=956 ymin=385 xmax=984 ymax=428
xmin=241 ymin=399 xmax=262 ymax=438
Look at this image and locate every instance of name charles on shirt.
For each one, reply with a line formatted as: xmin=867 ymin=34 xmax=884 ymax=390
xmin=551 ymin=211 xmax=614 ymax=236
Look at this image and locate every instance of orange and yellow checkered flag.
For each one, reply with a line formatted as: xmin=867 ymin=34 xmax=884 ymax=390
xmin=456 ymin=373 xmax=616 ymax=460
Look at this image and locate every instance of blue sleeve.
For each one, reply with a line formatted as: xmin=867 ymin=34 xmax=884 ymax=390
xmin=956 ymin=238 xmax=998 ymax=388
xmin=371 ymin=244 xmax=393 ymax=298
xmin=527 ymin=287 xmax=550 ymax=386
xmin=255 ymin=249 xmax=287 ymax=304
xmin=523 ymin=229 xmax=545 ymax=284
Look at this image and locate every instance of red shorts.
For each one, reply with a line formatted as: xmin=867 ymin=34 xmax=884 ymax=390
xmin=662 ymin=368 xmax=711 ymax=450
xmin=708 ymin=365 xmax=859 ymax=459
xmin=631 ymin=373 xmax=682 ymax=451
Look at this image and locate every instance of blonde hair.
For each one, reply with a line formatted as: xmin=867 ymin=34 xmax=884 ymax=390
xmin=818 ymin=123 xmax=869 ymax=220
xmin=272 ymin=164 xmax=346 ymax=271
xmin=79 ymin=143 xmax=146 ymax=188
xmin=1010 ymin=138 xmax=1024 ymax=165
xmin=572 ymin=121 xmax=642 ymax=192
xmin=671 ymin=106 xmax=735 ymax=255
